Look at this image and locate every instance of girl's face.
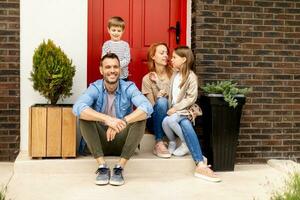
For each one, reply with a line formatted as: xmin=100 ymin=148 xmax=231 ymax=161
xmin=171 ymin=51 xmax=186 ymax=71
xmin=152 ymin=45 xmax=168 ymax=67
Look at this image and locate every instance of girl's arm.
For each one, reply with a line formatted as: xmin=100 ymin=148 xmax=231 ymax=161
xmin=172 ymin=73 xmax=198 ymax=111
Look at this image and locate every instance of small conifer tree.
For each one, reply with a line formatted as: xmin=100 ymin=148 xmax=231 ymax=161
xmin=30 ymin=40 xmax=76 ymax=105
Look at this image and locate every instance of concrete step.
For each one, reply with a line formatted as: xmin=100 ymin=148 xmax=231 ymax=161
xmin=14 ymin=134 xmax=195 ymax=175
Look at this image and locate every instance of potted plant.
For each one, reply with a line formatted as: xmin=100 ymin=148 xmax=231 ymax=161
xmin=200 ymin=81 xmax=251 ymax=171
xmin=29 ymin=39 xmax=76 ymax=158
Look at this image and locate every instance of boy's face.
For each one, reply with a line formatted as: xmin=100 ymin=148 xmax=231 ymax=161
xmin=108 ymin=26 xmax=124 ymax=41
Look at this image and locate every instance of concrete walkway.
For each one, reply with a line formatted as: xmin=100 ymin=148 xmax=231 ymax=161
xmin=0 ymin=160 xmax=295 ymax=200
xmin=0 ymin=162 xmax=13 ymax=187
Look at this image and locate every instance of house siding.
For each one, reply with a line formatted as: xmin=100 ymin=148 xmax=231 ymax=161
xmin=0 ymin=0 xmax=20 ymax=161
xmin=192 ymin=0 xmax=300 ymax=163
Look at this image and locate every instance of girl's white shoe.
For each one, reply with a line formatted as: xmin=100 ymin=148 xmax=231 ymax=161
xmin=173 ymin=142 xmax=189 ymax=156
xmin=168 ymin=141 xmax=177 ymax=154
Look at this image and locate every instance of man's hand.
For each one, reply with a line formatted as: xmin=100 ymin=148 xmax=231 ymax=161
xmin=105 ymin=116 xmax=127 ymax=132
xmin=167 ymin=107 xmax=176 ymax=116
xmin=106 ymin=127 xmax=117 ymax=142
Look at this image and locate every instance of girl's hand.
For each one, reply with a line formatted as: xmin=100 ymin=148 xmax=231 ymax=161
xmin=149 ymin=72 xmax=158 ymax=83
xmin=167 ymin=107 xmax=176 ymax=116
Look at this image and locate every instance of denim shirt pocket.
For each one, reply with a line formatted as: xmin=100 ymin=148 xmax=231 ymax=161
xmin=120 ymin=102 xmax=131 ymax=117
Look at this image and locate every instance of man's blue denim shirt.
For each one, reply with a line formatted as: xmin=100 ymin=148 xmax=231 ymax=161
xmin=73 ymin=79 xmax=153 ymax=119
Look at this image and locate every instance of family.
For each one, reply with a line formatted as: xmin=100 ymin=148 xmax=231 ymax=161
xmin=72 ymin=16 xmax=221 ymax=186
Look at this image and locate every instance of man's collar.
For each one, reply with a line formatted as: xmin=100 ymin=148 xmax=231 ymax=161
xmin=102 ymin=81 xmax=121 ymax=95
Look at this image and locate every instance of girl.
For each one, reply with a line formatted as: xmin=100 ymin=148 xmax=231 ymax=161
xmin=162 ymin=46 xmax=199 ymax=156
xmin=162 ymin=46 xmax=221 ymax=182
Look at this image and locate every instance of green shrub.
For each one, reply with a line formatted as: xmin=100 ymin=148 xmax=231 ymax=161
xmin=201 ymin=80 xmax=251 ymax=108
xmin=30 ymin=39 xmax=76 ymax=104
xmin=271 ymin=172 xmax=300 ymax=200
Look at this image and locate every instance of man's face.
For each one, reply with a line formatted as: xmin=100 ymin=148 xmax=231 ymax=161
xmin=100 ymin=58 xmax=120 ymax=84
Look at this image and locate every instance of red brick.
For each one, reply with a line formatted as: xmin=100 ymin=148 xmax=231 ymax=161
xmin=0 ymin=0 xmax=19 ymax=161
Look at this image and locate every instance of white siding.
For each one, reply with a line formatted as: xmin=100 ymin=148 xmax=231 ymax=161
xmin=20 ymin=0 xmax=87 ymax=150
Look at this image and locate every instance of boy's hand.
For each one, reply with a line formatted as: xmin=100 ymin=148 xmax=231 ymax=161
xmin=167 ymin=107 xmax=176 ymax=116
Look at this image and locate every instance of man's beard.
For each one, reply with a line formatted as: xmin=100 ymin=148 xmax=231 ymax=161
xmin=104 ymin=75 xmax=119 ymax=85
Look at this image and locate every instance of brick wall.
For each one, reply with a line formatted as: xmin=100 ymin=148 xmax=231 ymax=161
xmin=192 ymin=0 xmax=300 ymax=163
xmin=0 ymin=0 xmax=20 ymax=161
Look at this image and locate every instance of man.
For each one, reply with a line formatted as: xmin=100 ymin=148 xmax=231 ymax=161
xmin=73 ymin=53 xmax=153 ymax=186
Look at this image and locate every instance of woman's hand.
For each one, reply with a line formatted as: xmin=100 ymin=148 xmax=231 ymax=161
xmin=149 ymin=72 xmax=158 ymax=83
xmin=157 ymin=89 xmax=167 ymax=98
xmin=167 ymin=107 xmax=176 ymax=116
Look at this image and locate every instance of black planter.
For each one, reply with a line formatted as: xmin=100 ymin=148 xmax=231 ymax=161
xmin=200 ymin=94 xmax=246 ymax=171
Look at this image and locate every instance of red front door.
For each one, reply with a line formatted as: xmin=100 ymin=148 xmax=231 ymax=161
xmin=88 ymin=0 xmax=187 ymax=88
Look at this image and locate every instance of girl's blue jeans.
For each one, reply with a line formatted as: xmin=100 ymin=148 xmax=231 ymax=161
xmin=179 ymin=118 xmax=204 ymax=163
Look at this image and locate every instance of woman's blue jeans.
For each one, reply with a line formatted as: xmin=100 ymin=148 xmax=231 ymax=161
xmin=146 ymin=97 xmax=168 ymax=141
xmin=179 ymin=118 xmax=204 ymax=163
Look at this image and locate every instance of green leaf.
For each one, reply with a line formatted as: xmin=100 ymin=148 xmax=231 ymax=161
xmin=201 ymin=80 xmax=251 ymax=108
xmin=29 ymin=39 xmax=76 ymax=104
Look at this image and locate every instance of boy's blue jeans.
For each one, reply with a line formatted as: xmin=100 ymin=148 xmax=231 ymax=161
xmin=146 ymin=97 xmax=168 ymax=141
xmin=179 ymin=118 xmax=204 ymax=163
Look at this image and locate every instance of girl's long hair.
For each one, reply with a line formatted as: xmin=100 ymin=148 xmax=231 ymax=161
xmin=147 ymin=42 xmax=173 ymax=78
xmin=174 ymin=46 xmax=195 ymax=88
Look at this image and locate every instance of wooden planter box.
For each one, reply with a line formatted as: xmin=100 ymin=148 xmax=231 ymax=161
xmin=29 ymin=105 xmax=76 ymax=158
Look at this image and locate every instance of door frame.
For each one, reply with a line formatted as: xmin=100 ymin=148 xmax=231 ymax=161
xmin=87 ymin=0 xmax=187 ymax=85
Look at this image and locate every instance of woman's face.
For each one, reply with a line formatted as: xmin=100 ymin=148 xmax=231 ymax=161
xmin=171 ymin=51 xmax=186 ymax=71
xmin=152 ymin=45 xmax=168 ymax=67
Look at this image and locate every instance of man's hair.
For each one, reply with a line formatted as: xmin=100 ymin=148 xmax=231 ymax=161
xmin=100 ymin=53 xmax=120 ymax=67
xmin=108 ymin=16 xmax=125 ymax=30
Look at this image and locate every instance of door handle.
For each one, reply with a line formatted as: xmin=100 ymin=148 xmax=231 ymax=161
xmin=169 ymin=21 xmax=181 ymax=44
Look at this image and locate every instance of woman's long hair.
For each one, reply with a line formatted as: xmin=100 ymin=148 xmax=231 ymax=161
xmin=173 ymin=46 xmax=195 ymax=88
xmin=147 ymin=42 xmax=173 ymax=78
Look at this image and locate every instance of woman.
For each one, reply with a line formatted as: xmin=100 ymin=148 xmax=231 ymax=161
xmin=142 ymin=42 xmax=173 ymax=158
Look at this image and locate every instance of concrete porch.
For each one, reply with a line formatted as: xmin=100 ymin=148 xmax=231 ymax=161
xmin=1 ymin=134 xmax=296 ymax=200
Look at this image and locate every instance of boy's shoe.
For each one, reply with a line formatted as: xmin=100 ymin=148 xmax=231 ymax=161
xmin=168 ymin=141 xmax=177 ymax=154
xmin=173 ymin=142 xmax=189 ymax=156
xmin=109 ymin=165 xmax=125 ymax=186
xmin=153 ymin=142 xmax=171 ymax=158
xmin=194 ymin=165 xmax=221 ymax=182
xmin=95 ymin=164 xmax=110 ymax=185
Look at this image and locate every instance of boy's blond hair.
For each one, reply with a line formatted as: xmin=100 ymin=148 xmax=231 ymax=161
xmin=108 ymin=16 xmax=125 ymax=30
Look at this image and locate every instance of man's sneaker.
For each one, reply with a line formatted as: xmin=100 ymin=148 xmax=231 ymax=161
xmin=173 ymin=142 xmax=189 ymax=156
xmin=109 ymin=165 xmax=125 ymax=186
xmin=95 ymin=164 xmax=110 ymax=185
xmin=168 ymin=141 xmax=176 ymax=154
xmin=194 ymin=165 xmax=221 ymax=182
xmin=153 ymin=142 xmax=171 ymax=158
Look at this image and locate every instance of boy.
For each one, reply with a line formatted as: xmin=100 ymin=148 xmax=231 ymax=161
xmin=102 ymin=16 xmax=130 ymax=81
